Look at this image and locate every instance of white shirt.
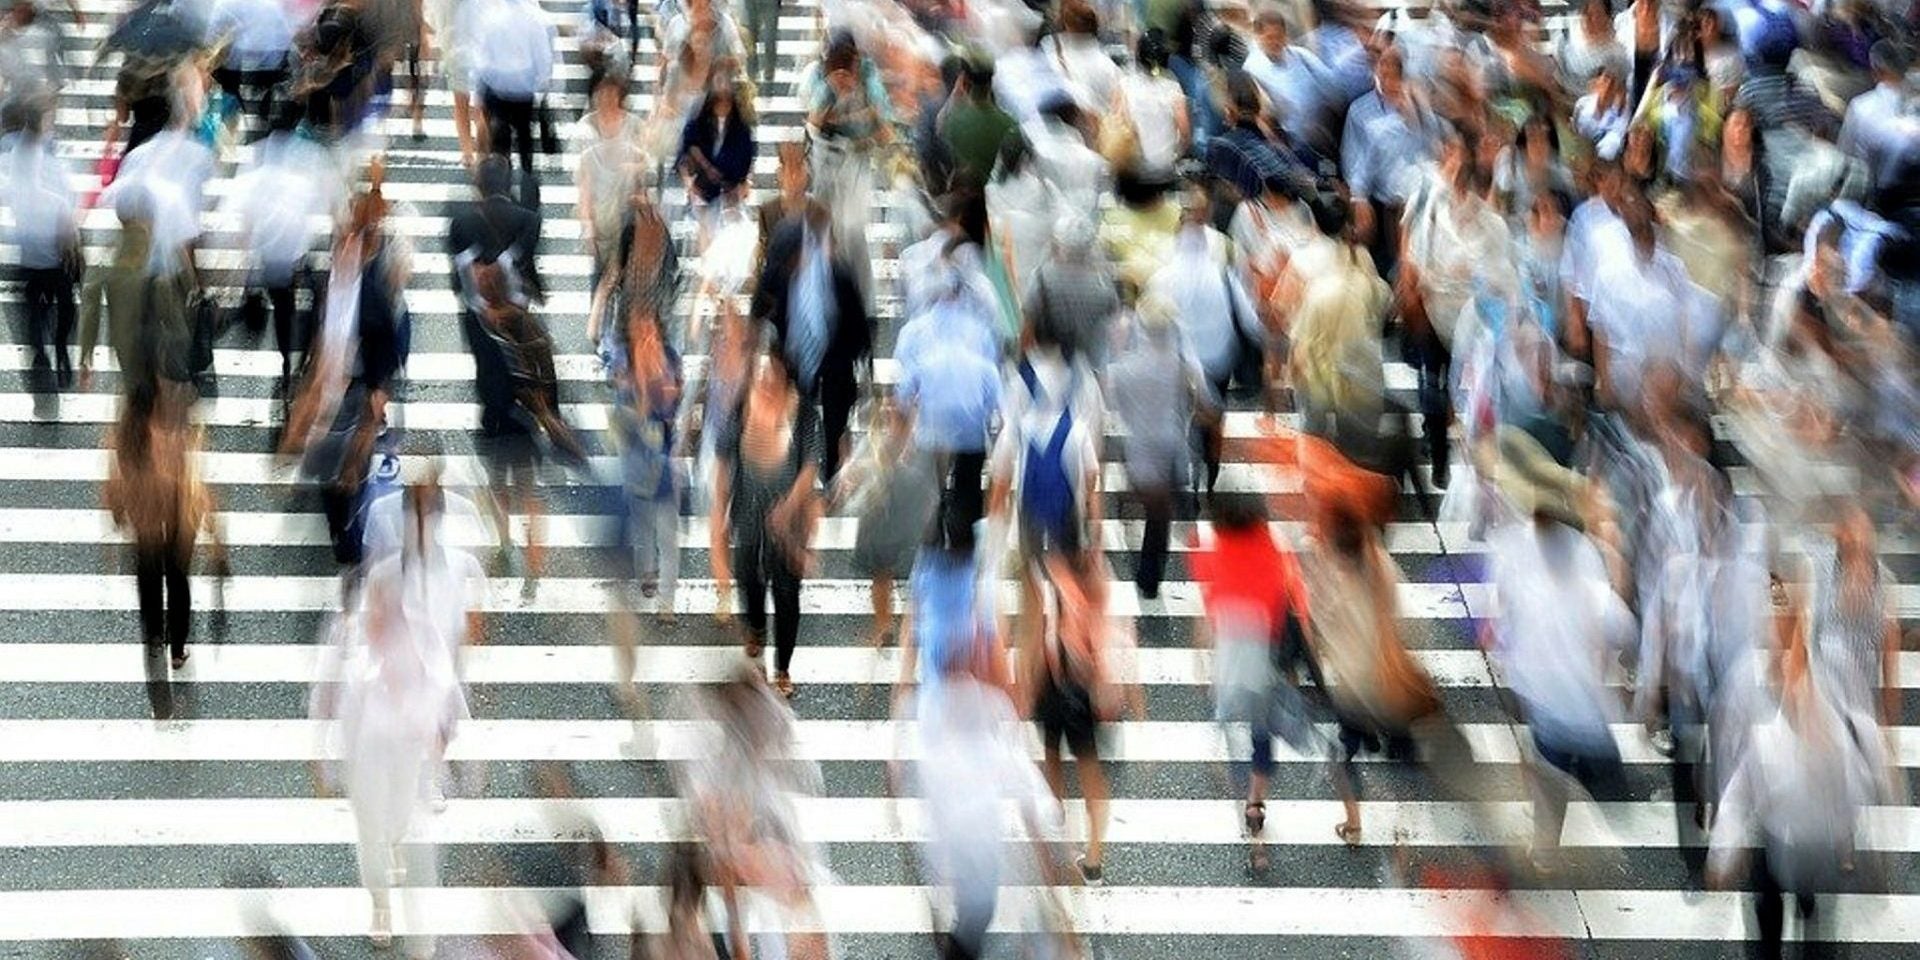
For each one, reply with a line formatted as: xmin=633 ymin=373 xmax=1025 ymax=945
xmin=1122 ymin=70 xmax=1186 ymax=176
xmin=469 ymin=0 xmax=556 ymax=98
xmin=1585 ymin=245 xmax=1699 ymax=400
xmin=1488 ymin=522 xmax=1632 ymax=756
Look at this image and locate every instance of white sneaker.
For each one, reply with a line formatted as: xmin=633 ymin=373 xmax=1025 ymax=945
xmin=428 ymin=784 xmax=448 ymax=813
xmin=370 ymin=904 xmax=393 ymax=948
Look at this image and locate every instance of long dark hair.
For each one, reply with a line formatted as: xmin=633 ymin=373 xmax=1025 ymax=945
xmin=115 ymin=383 xmax=158 ymax=470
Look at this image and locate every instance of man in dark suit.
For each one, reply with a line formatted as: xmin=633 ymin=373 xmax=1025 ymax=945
xmin=753 ymin=204 xmax=873 ymax=484
xmin=446 ymin=156 xmax=545 ymax=304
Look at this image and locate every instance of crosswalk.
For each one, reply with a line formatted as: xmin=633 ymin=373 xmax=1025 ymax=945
xmin=0 ymin=1 xmax=1915 ymax=957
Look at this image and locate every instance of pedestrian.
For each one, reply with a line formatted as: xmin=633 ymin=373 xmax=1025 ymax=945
xmin=225 ymin=114 xmax=342 ymax=389
xmin=574 ymin=68 xmax=644 ymax=297
xmin=1189 ymin=495 xmax=1331 ymax=872
xmin=989 ymin=311 xmax=1104 ymax=666
xmin=802 ymin=31 xmax=894 ymax=304
xmin=1708 ymin=619 xmax=1898 ymax=960
xmin=311 ymin=573 xmax=464 ymax=952
xmin=893 ymin=261 xmax=1002 ymax=538
xmin=206 ymin=0 xmax=295 ymax=135
xmin=1105 ymin=293 xmax=1212 ymax=599
xmin=1024 ymin=552 xmax=1122 ymax=886
xmin=677 ymin=75 xmax=756 ymax=221
xmin=470 ymin=0 xmax=556 ymax=181
xmin=755 ymin=203 xmax=873 ymax=485
xmin=609 ymin=313 xmax=685 ymax=623
xmin=679 ymin=666 xmax=832 ymax=958
xmin=103 ymin=384 xmax=225 ymax=677
xmin=4 ymin=97 xmax=79 ymax=392
xmin=710 ymin=350 xmax=823 ymax=698
xmin=835 ymin=395 xmax=940 ymax=648
xmin=427 ymin=0 xmax=484 ymax=166
xmin=1485 ymin=429 xmax=1636 ymax=873
xmin=77 ymin=185 xmax=193 ymax=396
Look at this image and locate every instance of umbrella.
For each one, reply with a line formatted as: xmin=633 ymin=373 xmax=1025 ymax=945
xmin=102 ymin=1 xmax=202 ymax=61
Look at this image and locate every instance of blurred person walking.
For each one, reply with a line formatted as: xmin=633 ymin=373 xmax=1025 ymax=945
xmin=835 ymin=395 xmax=939 ymax=649
xmin=755 ymin=203 xmax=872 ymax=485
xmin=710 ymin=351 xmax=823 ymax=698
xmin=679 ymin=667 xmax=833 ymax=960
xmin=469 ymin=0 xmax=557 ymax=184
xmin=1485 ymin=430 xmax=1637 ymax=874
xmin=1189 ymin=494 xmax=1335 ymax=871
xmin=104 ymin=384 xmax=226 ymax=683
xmin=1106 ymin=293 xmax=1213 ymax=599
xmin=311 ymin=573 xmax=465 ymax=952
xmin=4 ymin=96 xmax=80 ymax=392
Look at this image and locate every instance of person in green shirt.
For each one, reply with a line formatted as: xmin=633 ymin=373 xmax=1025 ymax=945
xmin=938 ymin=58 xmax=1016 ymax=194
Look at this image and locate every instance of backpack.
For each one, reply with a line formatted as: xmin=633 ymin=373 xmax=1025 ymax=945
xmin=1017 ymin=359 xmax=1082 ymax=551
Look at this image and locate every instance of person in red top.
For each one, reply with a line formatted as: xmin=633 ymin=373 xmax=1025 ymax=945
xmin=1190 ymin=495 xmax=1341 ymax=870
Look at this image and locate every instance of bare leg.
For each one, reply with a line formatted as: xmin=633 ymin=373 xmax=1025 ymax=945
xmin=1080 ymin=752 xmax=1109 ymax=870
xmin=452 ymin=91 xmax=477 ymax=167
xmin=870 ymin=575 xmax=894 ymax=645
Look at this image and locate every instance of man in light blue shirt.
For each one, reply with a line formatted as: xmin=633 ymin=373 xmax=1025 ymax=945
xmin=895 ymin=296 xmax=1003 ymax=532
xmin=470 ymin=0 xmax=556 ymax=179
xmin=2 ymin=105 xmax=76 ymax=387
xmin=1340 ymin=45 xmax=1435 ymax=275
xmin=1242 ymin=6 xmax=1336 ymax=159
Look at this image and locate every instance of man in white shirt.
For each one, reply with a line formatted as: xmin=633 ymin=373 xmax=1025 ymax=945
xmin=469 ymin=0 xmax=556 ymax=179
xmin=1839 ymin=40 xmax=1910 ymax=188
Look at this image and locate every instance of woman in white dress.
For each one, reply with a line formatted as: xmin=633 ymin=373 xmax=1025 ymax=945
xmin=311 ymin=572 xmax=467 ymax=951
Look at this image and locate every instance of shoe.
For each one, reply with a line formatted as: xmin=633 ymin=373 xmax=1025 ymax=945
xmin=370 ymin=904 xmax=393 ymax=947
xmin=1136 ymin=581 xmax=1159 ymax=601
xmin=428 ymin=783 xmax=448 ymax=813
xmin=773 ymin=671 xmax=794 ymax=699
xmin=1647 ymin=727 xmax=1676 ymax=757
xmin=744 ymin=634 xmax=764 ymax=659
xmin=171 ymin=650 xmax=190 ymax=670
xmin=1244 ymin=801 xmax=1266 ymax=835
xmin=640 ymin=578 xmax=658 ymax=599
xmin=1076 ymin=856 xmax=1103 ymax=886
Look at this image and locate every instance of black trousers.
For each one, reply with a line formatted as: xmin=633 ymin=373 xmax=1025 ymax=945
xmin=268 ymin=280 xmax=301 ymax=382
xmin=321 ymin=485 xmax=361 ymax=566
xmin=817 ymin=368 xmax=859 ymax=485
xmin=483 ymin=90 xmax=537 ymax=175
xmin=1752 ymin=848 xmax=1822 ymax=960
xmin=939 ymin=450 xmax=987 ymax=537
xmin=1134 ymin=482 xmax=1173 ymax=597
xmin=135 ymin=543 xmax=192 ymax=657
xmin=739 ymin=555 xmax=802 ymax=673
xmin=21 ymin=266 xmax=75 ymax=384
xmin=1407 ymin=326 xmax=1452 ymax=484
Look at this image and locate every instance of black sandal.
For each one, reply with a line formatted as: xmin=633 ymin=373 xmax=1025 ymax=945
xmin=1244 ymin=801 xmax=1266 ymax=835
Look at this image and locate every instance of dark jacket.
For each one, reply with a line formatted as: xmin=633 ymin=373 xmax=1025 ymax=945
xmin=446 ymin=193 xmax=545 ymax=300
xmin=677 ymin=104 xmax=756 ymax=202
xmin=753 ymin=218 xmax=873 ymax=392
